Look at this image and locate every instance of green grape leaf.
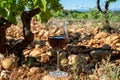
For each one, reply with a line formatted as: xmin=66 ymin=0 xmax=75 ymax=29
xmin=0 ymin=8 xmax=7 ymax=17
xmin=39 ymin=10 xmax=52 ymax=23
xmin=33 ymin=0 xmax=38 ymax=7
xmin=7 ymin=12 xmax=17 ymax=25
xmin=7 ymin=0 xmax=13 ymax=3
xmin=25 ymin=57 xmax=36 ymax=67
xmin=41 ymin=0 xmax=47 ymax=12
xmin=0 ymin=0 xmax=63 ymax=24
xmin=0 ymin=1 xmax=6 ymax=8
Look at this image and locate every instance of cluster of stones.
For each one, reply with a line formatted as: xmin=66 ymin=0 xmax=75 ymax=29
xmin=1 ymin=22 xmax=120 ymax=80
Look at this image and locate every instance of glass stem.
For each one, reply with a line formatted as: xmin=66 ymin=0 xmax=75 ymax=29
xmin=56 ymin=50 xmax=60 ymax=71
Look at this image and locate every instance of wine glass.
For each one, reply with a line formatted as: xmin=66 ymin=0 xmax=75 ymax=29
xmin=48 ymin=20 xmax=69 ymax=78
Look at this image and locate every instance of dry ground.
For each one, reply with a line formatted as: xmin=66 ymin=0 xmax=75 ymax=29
xmin=0 ymin=19 xmax=120 ymax=80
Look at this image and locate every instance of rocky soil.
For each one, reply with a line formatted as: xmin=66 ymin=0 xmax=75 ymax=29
xmin=0 ymin=20 xmax=120 ymax=80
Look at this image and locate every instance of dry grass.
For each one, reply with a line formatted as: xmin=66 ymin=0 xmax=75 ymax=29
xmin=80 ymin=56 xmax=120 ymax=80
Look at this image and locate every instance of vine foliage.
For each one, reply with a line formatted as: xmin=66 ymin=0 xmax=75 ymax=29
xmin=0 ymin=0 xmax=62 ymax=65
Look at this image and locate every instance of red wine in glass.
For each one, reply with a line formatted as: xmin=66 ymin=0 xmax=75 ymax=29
xmin=48 ymin=21 xmax=69 ymax=78
xmin=48 ymin=36 xmax=68 ymax=50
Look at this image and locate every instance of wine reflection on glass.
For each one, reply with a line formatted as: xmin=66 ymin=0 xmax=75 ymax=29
xmin=48 ymin=21 xmax=69 ymax=78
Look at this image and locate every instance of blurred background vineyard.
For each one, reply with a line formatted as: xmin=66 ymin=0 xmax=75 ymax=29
xmin=52 ymin=9 xmax=120 ymax=21
xmin=52 ymin=9 xmax=120 ymax=25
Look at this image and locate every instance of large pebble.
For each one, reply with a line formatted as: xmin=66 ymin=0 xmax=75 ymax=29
xmin=94 ymin=32 xmax=108 ymax=39
xmin=2 ymin=57 xmax=17 ymax=70
xmin=29 ymin=67 xmax=40 ymax=74
xmin=105 ymin=34 xmax=120 ymax=44
xmin=29 ymin=49 xmax=41 ymax=57
xmin=90 ymin=50 xmax=111 ymax=60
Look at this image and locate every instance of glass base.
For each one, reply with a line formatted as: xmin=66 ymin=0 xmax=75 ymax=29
xmin=49 ymin=71 xmax=68 ymax=78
